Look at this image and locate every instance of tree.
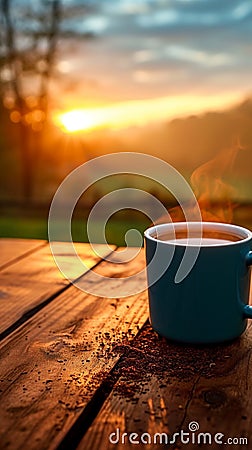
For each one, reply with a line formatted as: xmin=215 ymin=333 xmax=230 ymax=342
xmin=0 ymin=0 xmax=93 ymax=200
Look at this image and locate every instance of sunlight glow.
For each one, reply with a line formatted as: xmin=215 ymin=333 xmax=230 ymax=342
xmin=56 ymin=110 xmax=101 ymax=132
xmin=54 ymin=92 xmax=243 ymax=134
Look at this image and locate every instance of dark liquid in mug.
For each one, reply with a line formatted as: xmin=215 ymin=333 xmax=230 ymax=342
xmin=154 ymin=229 xmax=243 ymax=245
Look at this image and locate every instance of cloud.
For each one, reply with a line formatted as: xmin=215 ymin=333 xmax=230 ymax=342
xmin=59 ymin=0 xmax=252 ymax=105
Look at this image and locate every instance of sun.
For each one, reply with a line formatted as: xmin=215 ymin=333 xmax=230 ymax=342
xmin=54 ymin=109 xmax=100 ymax=133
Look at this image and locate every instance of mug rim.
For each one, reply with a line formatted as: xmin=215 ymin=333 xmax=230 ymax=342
xmin=144 ymin=221 xmax=252 ymax=247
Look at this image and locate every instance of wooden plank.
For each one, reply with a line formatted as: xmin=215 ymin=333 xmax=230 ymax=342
xmin=0 ymin=242 xmax=116 ymax=336
xmin=0 ymin=238 xmax=45 ymax=270
xmin=0 ymin=248 xmax=148 ymax=450
xmin=77 ymin=375 xmax=195 ymax=450
xmin=176 ymin=323 xmax=252 ymax=449
xmin=78 ymin=323 xmax=252 ymax=450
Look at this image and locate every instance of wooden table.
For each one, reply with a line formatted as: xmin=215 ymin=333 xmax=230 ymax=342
xmin=0 ymin=238 xmax=251 ymax=450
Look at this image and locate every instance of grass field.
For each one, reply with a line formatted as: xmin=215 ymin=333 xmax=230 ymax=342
xmin=1 ymin=204 xmax=252 ymax=246
xmin=0 ymin=216 xmax=151 ymax=246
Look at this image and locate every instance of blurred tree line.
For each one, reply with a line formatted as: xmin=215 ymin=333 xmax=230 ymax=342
xmin=0 ymin=0 xmax=93 ymax=201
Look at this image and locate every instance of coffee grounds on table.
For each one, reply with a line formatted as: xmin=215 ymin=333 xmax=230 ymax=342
xmin=106 ymin=322 xmax=240 ymax=398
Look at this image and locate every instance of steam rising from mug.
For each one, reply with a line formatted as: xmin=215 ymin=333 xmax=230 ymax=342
xmin=48 ymin=153 xmax=202 ymax=298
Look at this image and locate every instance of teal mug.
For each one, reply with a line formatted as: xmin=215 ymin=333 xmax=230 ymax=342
xmin=144 ymin=222 xmax=252 ymax=344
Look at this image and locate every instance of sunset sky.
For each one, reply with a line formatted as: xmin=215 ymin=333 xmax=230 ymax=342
xmin=54 ymin=0 xmax=252 ymax=131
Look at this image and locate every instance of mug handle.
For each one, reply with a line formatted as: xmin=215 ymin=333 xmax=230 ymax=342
xmin=244 ymin=251 xmax=252 ymax=318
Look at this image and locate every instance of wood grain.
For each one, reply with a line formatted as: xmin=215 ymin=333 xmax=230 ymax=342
xmin=0 ymin=238 xmax=45 ymax=270
xmin=78 ymin=324 xmax=252 ymax=450
xmin=0 ymin=248 xmax=149 ymax=450
xmin=77 ymin=376 xmax=197 ymax=450
xmin=178 ymin=325 xmax=252 ymax=449
xmin=0 ymin=242 xmax=115 ymax=336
